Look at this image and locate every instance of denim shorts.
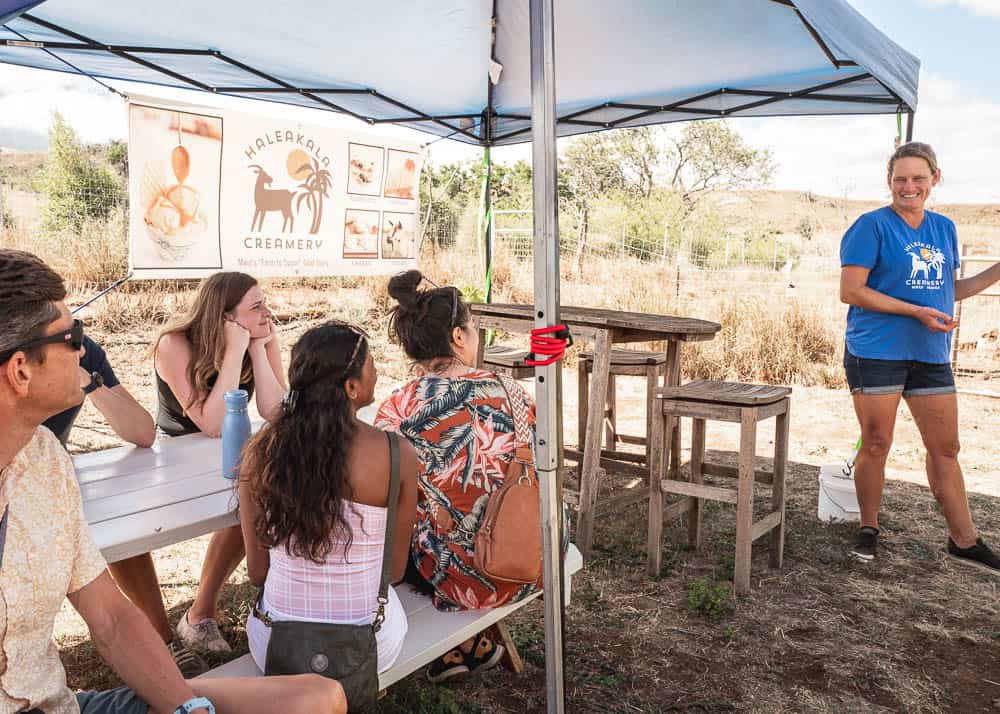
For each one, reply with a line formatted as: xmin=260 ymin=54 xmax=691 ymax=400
xmin=75 ymin=687 xmax=149 ymax=714
xmin=843 ymin=349 xmax=956 ymax=397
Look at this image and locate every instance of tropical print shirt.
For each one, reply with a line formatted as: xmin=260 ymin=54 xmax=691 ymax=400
xmin=375 ymin=369 xmax=539 ymax=612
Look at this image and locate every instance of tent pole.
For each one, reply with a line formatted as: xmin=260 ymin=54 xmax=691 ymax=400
xmin=906 ymin=111 xmax=915 ymax=142
xmin=485 ymin=0 xmax=497 ymax=304
xmin=485 ymin=146 xmax=494 ymax=303
xmin=529 ymin=0 xmax=566 ymax=712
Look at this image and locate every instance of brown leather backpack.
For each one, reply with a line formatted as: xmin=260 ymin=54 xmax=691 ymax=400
xmin=473 ymin=375 xmax=542 ymax=585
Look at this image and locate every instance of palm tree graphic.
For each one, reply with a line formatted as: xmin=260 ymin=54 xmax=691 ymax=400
xmin=294 ymin=157 xmax=333 ymax=234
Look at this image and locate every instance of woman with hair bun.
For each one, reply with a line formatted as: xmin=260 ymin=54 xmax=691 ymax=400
xmin=840 ymin=141 xmax=1000 ymax=571
xmin=375 ymin=270 xmax=542 ymax=683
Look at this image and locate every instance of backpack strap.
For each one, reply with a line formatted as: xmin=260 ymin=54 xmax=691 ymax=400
xmin=496 ymin=374 xmax=534 ymax=464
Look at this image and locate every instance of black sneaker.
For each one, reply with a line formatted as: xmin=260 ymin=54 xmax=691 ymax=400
xmin=852 ymin=526 xmax=879 ymax=562
xmin=947 ymin=537 xmax=1000 ymax=574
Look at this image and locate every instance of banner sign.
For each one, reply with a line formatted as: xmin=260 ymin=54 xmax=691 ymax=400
xmin=127 ymin=97 xmax=422 ymax=278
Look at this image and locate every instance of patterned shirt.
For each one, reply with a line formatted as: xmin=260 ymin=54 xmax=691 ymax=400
xmin=0 ymin=428 xmax=107 ymax=714
xmin=375 ymin=370 xmax=540 ymax=612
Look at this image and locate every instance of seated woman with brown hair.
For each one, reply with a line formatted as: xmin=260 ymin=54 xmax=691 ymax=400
xmin=153 ymin=271 xmax=288 ymax=654
xmin=375 ymin=270 xmax=542 ymax=683
xmin=239 ymin=321 xmax=418 ymax=679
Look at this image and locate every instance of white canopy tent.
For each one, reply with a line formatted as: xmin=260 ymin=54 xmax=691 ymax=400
xmin=0 ymin=2 xmax=920 ymax=711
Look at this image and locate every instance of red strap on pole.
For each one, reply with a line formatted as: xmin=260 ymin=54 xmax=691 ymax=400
xmin=524 ymin=324 xmax=572 ymax=367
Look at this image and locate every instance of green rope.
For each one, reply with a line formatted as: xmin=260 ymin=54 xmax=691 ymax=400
xmin=480 ymin=147 xmax=495 ymax=347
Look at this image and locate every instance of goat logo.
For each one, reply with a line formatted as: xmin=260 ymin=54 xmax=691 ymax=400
xmin=248 ymin=149 xmax=333 ymax=234
xmin=249 ymin=165 xmax=295 ymax=232
xmin=907 ymin=247 xmax=945 ymax=281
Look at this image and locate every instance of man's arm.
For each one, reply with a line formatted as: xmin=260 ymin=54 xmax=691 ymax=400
xmin=955 ymin=262 xmax=1000 ymax=301
xmin=85 ymin=373 xmax=156 ymax=448
xmin=68 ymin=571 xmax=209 ymax=714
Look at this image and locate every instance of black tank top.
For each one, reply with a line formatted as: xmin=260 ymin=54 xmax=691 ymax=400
xmin=155 ymin=370 xmax=254 ymax=437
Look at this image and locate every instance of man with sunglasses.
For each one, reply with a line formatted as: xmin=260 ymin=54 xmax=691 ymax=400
xmin=0 ymin=249 xmax=216 ymax=714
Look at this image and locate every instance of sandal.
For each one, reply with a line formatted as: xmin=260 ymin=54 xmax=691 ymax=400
xmin=427 ymin=633 xmax=505 ymax=683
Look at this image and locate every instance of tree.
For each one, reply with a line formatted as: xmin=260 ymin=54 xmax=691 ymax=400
xmin=105 ymin=140 xmax=129 ymax=180
xmin=665 ymin=120 xmax=775 ymax=201
xmin=34 ymin=113 xmax=125 ymax=237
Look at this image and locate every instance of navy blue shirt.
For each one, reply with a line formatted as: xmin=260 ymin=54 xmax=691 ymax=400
xmin=840 ymin=206 xmax=960 ymax=363
xmin=43 ymin=336 xmax=120 ymax=445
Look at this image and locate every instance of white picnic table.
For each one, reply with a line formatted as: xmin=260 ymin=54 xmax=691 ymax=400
xmin=75 ymin=431 xmax=239 ymax=564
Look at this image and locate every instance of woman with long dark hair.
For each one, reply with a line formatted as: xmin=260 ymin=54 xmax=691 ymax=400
xmin=376 ymin=270 xmax=542 ymax=683
xmin=240 ymin=321 xmax=418 ymax=674
xmin=153 ymin=271 xmax=288 ymax=653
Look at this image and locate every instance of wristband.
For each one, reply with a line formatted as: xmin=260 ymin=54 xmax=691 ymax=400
xmin=174 ymin=697 xmax=215 ymax=714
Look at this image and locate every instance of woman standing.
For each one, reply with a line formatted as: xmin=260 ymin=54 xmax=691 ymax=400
xmin=840 ymin=142 xmax=1000 ymax=570
xmin=239 ymin=321 xmax=418 ymax=677
xmin=153 ymin=271 xmax=288 ymax=652
xmin=376 ymin=270 xmax=542 ymax=683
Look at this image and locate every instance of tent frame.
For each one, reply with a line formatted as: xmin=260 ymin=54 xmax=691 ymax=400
xmin=1 ymin=9 xmax=916 ymax=147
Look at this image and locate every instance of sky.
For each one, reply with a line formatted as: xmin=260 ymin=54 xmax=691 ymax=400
xmin=0 ymin=0 xmax=997 ymax=203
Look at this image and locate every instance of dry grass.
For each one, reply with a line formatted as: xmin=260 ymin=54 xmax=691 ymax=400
xmin=684 ymin=299 xmax=842 ymax=386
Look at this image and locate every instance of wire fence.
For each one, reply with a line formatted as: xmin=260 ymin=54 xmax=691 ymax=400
xmin=4 ymin=177 xmax=998 ymax=390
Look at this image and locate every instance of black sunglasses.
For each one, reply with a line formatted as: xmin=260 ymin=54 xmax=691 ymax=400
xmin=0 ymin=319 xmax=85 ymax=365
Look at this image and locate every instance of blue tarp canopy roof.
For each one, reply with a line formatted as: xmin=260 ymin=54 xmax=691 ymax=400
xmin=0 ymin=0 xmax=919 ymax=146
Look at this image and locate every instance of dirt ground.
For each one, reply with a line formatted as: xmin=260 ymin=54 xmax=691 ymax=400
xmin=53 ymin=293 xmax=1000 ymax=714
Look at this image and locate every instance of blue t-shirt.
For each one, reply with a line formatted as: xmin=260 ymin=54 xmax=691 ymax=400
xmin=43 ymin=335 xmax=121 ymax=445
xmin=840 ymin=206 xmax=959 ymax=363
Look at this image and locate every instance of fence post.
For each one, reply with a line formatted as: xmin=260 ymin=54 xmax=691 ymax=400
xmin=772 ymin=236 xmax=778 ymax=271
xmin=950 ymin=244 xmax=968 ymax=368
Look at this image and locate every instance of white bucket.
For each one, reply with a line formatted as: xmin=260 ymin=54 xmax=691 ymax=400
xmin=817 ymin=463 xmax=860 ymax=523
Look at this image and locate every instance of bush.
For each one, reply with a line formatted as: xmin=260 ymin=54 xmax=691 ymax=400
xmin=34 ymin=113 xmax=125 ymax=239
xmin=686 ymin=576 xmax=733 ymax=620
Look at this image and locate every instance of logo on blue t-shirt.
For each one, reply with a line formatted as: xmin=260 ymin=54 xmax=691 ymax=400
xmin=903 ymin=242 xmax=947 ymax=289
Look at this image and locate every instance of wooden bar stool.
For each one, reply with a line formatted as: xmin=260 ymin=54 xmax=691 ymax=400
xmin=646 ymin=380 xmax=791 ymax=595
xmin=562 ymin=349 xmax=667 ymax=535
xmin=483 ymin=344 xmax=534 ymax=380
xmin=575 ymin=349 xmax=667 ymax=465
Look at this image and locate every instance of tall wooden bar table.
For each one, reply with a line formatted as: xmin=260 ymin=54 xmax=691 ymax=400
xmin=470 ymin=302 xmax=720 ymax=560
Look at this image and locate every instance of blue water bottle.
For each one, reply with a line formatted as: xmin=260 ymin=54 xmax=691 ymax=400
xmin=222 ymin=389 xmax=251 ymax=480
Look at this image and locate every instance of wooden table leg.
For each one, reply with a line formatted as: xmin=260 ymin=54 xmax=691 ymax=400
xmin=576 ymin=329 xmax=611 ymax=560
xmin=646 ymin=387 xmax=667 ymax=577
xmin=577 ymin=358 xmax=589 ymax=454
xmin=734 ymin=407 xmax=758 ymax=596
xmin=664 ymin=341 xmax=682 ymax=492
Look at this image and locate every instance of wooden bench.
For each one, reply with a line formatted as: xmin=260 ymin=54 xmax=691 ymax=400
xmin=198 ymin=544 xmax=583 ymax=688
